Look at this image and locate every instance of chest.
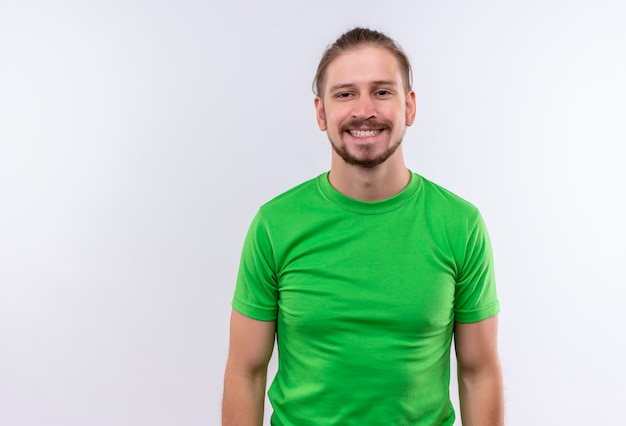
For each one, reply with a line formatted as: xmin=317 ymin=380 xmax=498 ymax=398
xmin=274 ymin=213 xmax=458 ymax=338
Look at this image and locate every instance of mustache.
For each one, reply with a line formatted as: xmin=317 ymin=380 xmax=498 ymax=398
xmin=339 ymin=119 xmax=392 ymax=133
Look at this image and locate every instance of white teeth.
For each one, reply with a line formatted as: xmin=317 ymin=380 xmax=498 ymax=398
xmin=349 ymin=129 xmax=381 ymax=138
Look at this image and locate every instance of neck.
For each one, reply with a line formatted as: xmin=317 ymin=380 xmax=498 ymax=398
xmin=328 ymin=148 xmax=410 ymax=201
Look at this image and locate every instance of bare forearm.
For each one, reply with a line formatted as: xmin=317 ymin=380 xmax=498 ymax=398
xmin=222 ymin=369 xmax=267 ymax=426
xmin=458 ymin=364 xmax=504 ymax=426
xmin=223 ymin=311 xmax=275 ymax=425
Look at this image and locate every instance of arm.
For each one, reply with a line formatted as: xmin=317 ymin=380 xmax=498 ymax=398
xmin=222 ymin=309 xmax=276 ymax=426
xmin=454 ymin=315 xmax=504 ymax=426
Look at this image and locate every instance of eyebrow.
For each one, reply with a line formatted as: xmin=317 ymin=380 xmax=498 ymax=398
xmin=328 ymin=80 xmax=398 ymax=92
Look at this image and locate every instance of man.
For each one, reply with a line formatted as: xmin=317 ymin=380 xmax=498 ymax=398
xmin=223 ymin=27 xmax=503 ymax=425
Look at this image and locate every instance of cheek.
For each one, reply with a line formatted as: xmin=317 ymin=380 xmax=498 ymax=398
xmin=389 ymin=107 xmax=408 ymax=126
xmin=325 ymin=113 xmax=344 ymax=132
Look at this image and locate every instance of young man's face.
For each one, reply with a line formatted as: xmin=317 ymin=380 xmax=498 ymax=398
xmin=315 ymin=46 xmax=416 ymax=168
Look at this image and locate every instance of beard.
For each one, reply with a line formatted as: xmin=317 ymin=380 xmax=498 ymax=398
xmin=329 ymin=118 xmax=405 ymax=168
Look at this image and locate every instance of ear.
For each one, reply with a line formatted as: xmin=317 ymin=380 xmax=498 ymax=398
xmin=405 ymin=90 xmax=416 ymax=127
xmin=314 ymin=96 xmax=327 ymax=131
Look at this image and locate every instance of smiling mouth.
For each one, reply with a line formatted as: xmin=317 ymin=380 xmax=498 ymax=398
xmin=348 ymin=129 xmax=383 ymax=138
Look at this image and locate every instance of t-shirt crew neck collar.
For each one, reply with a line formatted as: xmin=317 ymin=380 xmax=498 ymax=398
xmin=317 ymin=170 xmax=421 ymax=215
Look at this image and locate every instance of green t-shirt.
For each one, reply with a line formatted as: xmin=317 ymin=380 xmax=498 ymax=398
xmin=233 ymin=172 xmax=499 ymax=426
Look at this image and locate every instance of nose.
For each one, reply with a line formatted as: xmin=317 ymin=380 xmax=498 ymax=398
xmin=352 ymin=94 xmax=376 ymax=120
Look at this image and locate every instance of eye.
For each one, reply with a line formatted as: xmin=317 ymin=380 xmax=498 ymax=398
xmin=375 ymin=90 xmax=391 ymax=96
xmin=336 ymin=92 xmax=352 ymax=99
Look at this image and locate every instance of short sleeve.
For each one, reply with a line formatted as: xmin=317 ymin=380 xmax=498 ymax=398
xmin=454 ymin=212 xmax=500 ymax=323
xmin=231 ymin=211 xmax=279 ymax=321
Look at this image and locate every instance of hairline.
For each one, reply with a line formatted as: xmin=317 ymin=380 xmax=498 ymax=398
xmin=313 ymin=31 xmax=413 ymax=98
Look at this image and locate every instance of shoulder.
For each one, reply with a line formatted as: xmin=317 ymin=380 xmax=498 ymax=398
xmin=262 ymin=175 xmax=321 ymax=206
xmin=416 ymin=174 xmax=481 ymax=221
xmin=255 ymin=174 xmax=325 ymax=222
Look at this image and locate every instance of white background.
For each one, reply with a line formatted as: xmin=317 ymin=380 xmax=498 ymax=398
xmin=1 ymin=1 xmax=625 ymax=425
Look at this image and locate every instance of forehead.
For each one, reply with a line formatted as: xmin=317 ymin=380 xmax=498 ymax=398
xmin=324 ymin=46 xmax=403 ymax=92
